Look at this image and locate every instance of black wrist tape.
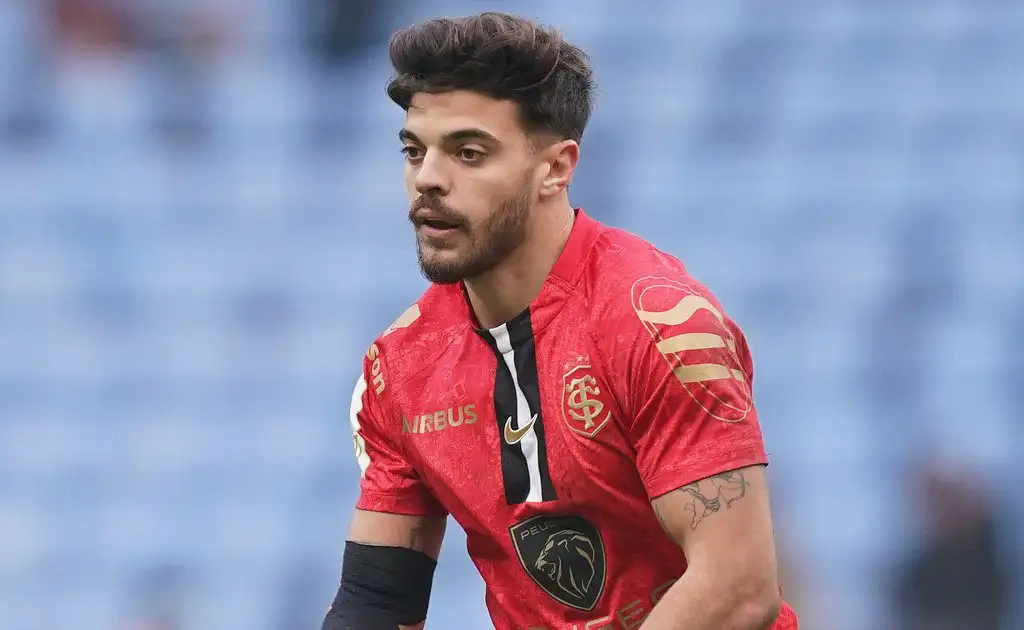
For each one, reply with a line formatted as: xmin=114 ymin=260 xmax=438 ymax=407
xmin=322 ymin=541 xmax=438 ymax=629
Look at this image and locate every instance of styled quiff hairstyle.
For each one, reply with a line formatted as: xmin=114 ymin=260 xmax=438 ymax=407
xmin=386 ymin=12 xmax=595 ymax=143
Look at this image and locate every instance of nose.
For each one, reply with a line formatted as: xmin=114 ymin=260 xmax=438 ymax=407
xmin=414 ymin=151 xmax=451 ymax=197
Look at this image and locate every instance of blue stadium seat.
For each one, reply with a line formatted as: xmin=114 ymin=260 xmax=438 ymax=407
xmin=0 ymin=1 xmax=1021 ymax=628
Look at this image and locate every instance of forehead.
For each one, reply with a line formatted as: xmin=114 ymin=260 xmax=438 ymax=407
xmin=404 ymin=91 xmax=526 ymax=143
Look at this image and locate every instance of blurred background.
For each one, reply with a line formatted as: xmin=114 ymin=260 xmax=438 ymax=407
xmin=0 ymin=0 xmax=1022 ymax=629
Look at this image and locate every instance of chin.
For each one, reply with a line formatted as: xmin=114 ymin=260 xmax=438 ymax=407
xmin=418 ymin=253 xmax=471 ymax=285
xmin=420 ymin=267 xmax=467 ymax=285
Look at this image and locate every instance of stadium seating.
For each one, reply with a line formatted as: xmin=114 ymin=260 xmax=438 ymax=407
xmin=0 ymin=1 xmax=1020 ymax=628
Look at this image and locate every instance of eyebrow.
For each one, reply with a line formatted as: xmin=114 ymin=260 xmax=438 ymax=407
xmin=399 ymin=128 xmax=502 ymax=146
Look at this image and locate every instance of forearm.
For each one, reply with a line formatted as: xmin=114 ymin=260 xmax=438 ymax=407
xmin=323 ymin=540 xmax=438 ymax=630
xmin=640 ymin=568 xmax=779 ymax=630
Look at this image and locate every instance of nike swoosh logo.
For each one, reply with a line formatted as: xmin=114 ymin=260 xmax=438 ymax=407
xmin=503 ymin=414 xmax=538 ymax=445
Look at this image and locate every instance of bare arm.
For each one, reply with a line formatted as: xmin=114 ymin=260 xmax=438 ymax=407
xmin=348 ymin=509 xmax=447 ymax=630
xmin=349 ymin=508 xmax=447 ymax=558
xmin=641 ymin=465 xmax=781 ymax=630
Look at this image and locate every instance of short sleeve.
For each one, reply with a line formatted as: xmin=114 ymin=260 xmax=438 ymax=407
xmin=349 ymin=352 xmax=447 ymax=517
xmin=624 ymin=277 xmax=768 ymax=500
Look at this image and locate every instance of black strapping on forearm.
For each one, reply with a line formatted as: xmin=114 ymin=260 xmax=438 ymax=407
xmin=322 ymin=541 xmax=438 ymax=630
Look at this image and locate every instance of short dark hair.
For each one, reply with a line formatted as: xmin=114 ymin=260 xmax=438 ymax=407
xmin=386 ymin=12 xmax=595 ymax=143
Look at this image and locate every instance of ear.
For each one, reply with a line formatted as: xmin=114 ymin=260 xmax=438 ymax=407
xmin=538 ymin=140 xmax=580 ymax=199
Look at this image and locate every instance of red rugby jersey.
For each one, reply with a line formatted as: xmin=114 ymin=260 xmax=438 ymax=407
xmin=350 ymin=210 xmax=799 ymax=629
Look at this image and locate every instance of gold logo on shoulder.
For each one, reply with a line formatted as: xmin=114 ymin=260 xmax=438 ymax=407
xmin=562 ymin=365 xmax=612 ymax=438
xmin=367 ymin=303 xmax=420 ymax=396
xmin=365 ymin=343 xmax=385 ymax=395
xmin=630 ymin=276 xmax=752 ymax=423
xmin=383 ymin=303 xmax=420 ymax=337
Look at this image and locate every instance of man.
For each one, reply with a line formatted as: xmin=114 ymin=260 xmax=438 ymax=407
xmin=324 ymin=12 xmax=800 ymax=630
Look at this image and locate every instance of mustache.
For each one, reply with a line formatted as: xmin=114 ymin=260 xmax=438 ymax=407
xmin=408 ymin=196 xmax=467 ymax=227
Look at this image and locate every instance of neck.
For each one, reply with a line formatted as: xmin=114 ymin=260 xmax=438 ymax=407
xmin=465 ymin=201 xmax=575 ymax=329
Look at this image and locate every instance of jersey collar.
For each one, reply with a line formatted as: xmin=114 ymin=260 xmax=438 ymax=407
xmin=461 ymin=209 xmax=601 ymax=335
xmin=548 ymin=209 xmax=600 ymax=287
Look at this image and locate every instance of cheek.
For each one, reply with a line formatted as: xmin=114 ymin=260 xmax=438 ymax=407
xmin=481 ymin=168 xmax=526 ymax=203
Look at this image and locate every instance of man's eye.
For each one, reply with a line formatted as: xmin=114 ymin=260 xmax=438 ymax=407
xmin=401 ymin=146 xmax=423 ymax=161
xmin=458 ymin=148 xmax=484 ymax=163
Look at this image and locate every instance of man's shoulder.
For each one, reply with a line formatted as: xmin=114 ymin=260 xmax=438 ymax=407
xmin=578 ymin=226 xmax=739 ymax=360
xmin=586 ymin=226 xmax=711 ymax=319
xmin=363 ymin=283 xmax=465 ymax=376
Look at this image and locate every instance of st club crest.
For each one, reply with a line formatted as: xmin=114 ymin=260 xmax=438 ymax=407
xmin=561 ymin=363 xmax=612 ymax=438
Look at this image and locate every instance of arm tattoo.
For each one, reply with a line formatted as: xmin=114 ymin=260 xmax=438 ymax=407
xmin=656 ymin=470 xmax=750 ymax=535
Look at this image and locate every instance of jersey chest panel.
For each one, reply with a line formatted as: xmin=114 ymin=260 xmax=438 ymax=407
xmin=394 ymin=324 xmax=687 ymax=622
xmin=395 ymin=323 xmax=652 ymax=526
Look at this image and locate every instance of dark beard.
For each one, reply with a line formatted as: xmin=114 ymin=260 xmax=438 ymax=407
xmin=415 ymin=184 xmax=531 ymax=285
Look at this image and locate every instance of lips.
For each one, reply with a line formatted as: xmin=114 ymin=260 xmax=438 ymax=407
xmin=413 ymin=207 xmax=465 ymax=231
xmin=410 ymin=197 xmax=466 ymax=236
xmin=419 ymin=216 xmax=460 ymax=230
